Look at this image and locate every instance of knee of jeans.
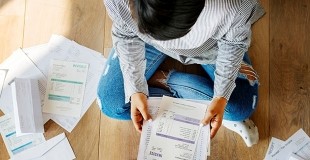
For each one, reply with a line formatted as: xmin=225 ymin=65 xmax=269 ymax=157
xmin=224 ymin=94 xmax=258 ymax=121
xmin=97 ymin=86 xmax=131 ymax=120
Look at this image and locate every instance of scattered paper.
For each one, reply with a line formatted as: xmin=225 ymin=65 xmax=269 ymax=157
xmin=0 ymin=69 xmax=8 ymax=97
xmin=43 ymin=60 xmax=89 ymax=117
xmin=0 ymin=49 xmax=48 ymax=117
xmin=10 ymin=133 xmax=76 ymax=160
xmin=265 ymin=137 xmax=284 ymax=160
xmin=138 ymin=97 xmax=210 ymax=160
xmin=23 ymin=35 xmax=107 ymax=132
xmin=11 ymin=78 xmax=44 ymax=136
xmin=0 ymin=34 xmax=106 ymax=132
xmin=265 ymin=129 xmax=310 ymax=160
xmin=145 ymin=96 xmax=208 ymax=160
xmin=0 ymin=114 xmax=45 ymax=157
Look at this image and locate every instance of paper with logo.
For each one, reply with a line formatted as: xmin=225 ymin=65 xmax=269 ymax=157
xmin=43 ymin=59 xmax=89 ymax=117
xmin=138 ymin=97 xmax=210 ymax=160
xmin=145 ymin=96 xmax=208 ymax=160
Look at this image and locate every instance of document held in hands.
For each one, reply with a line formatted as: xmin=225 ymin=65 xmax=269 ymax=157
xmin=138 ymin=97 xmax=210 ymax=160
xmin=11 ymin=78 xmax=44 ymax=136
xmin=43 ymin=59 xmax=89 ymax=117
xmin=145 ymin=96 xmax=208 ymax=160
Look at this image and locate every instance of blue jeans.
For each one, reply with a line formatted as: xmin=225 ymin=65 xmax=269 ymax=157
xmin=97 ymin=44 xmax=259 ymax=121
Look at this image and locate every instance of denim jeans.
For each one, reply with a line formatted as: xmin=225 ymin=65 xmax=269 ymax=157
xmin=97 ymin=44 xmax=259 ymax=121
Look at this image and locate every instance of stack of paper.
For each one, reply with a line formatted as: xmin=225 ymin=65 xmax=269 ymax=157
xmin=0 ymin=35 xmax=107 ymax=132
xmin=0 ymin=34 xmax=106 ymax=158
xmin=138 ymin=96 xmax=211 ymax=160
xmin=265 ymin=129 xmax=310 ymax=160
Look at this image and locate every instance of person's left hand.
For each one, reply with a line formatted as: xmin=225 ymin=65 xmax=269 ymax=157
xmin=201 ymin=97 xmax=227 ymax=138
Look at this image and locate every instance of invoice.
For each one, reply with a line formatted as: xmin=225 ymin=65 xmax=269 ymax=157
xmin=145 ymin=96 xmax=208 ymax=160
xmin=43 ymin=60 xmax=89 ymax=117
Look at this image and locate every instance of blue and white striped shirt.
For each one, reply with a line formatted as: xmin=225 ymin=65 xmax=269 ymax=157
xmin=104 ymin=0 xmax=265 ymax=102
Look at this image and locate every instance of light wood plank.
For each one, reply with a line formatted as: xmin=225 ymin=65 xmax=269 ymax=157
xmin=103 ymin=15 xmax=112 ymax=57
xmin=23 ymin=0 xmax=105 ymax=52
xmin=0 ymin=0 xmax=25 ymax=159
xmin=0 ymin=0 xmax=25 ymax=61
xmin=270 ymin=0 xmax=310 ymax=139
xmin=99 ymin=115 xmax=140 ymax=160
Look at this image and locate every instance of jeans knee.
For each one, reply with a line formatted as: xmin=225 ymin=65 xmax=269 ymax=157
xmin=97 ymin=87 xmax=131 ymax=120
xmin=224 ymin=94 xmax=258 ymax=121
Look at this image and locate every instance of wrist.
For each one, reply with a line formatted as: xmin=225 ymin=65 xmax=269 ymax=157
xmin=212 ymin=96 xmax=227 ymax=109
xmin=131 ymin=92 xmax=147 ymax=101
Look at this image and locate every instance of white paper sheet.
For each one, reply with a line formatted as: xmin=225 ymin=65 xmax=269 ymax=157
xmin=271 ymin=129 xmax=310 ymax=160
xmin=11 ymin=78 xmax=44 ymax=136
xmin=288 ymin=153 xmax=306 ymax=160
xmin=0 ymin=34 xmax=106 ymax=132
xmin=0 ymin=114 xmax=45 ymax=157
xmin=0 ymin=49 xmax=48 ymax=117
xmin=43 ymin=60 xmax=89 ymax=117
xmin=138 ymin=97 xmax=210 ymax=160
xmin=10 ymin=133 xmax=76 ymax=160
xmin=23 ymin=35 xmax=106 ymax=132
xmin=0 ymin=69 xmax=8 ymax=97
xmin=265 ymin=137 xmax=284 ymax=160
xmin=145 ymin=96 xmax=208 ymax=160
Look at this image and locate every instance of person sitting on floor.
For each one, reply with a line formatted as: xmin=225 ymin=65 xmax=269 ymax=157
xmin=97 ymin=0 xmax=265 ymax=147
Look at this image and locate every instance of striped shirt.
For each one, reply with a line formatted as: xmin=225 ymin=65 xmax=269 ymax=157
xmin=104 ymin=0 xmax=265 ymax=103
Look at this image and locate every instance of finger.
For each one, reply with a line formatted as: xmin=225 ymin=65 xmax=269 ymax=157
xmin=139 ymin=105 xmax=152 ymax=121
xmin=131 ymin=114 xmax=143 ymax=133
xmin=210 ymin=118 xmax=223 ymax=139
xmin=131 ymin=106 xmax=143 ymax=133
xmin=201 ymin=111 xmax=215 ymax=126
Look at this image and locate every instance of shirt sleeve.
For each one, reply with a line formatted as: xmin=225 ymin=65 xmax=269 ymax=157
xmin=104 ymin=0 xmax=148 ymax=103
xmin=214 ymin=3 xmax=255 ymax=101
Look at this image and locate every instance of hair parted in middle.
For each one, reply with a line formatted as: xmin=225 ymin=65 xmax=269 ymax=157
xmin=132 ymin=0 xmax=205 ymax=41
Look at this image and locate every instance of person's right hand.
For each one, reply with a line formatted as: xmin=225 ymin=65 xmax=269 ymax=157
xmin=130 ymin=93 xmax=152 ymax=133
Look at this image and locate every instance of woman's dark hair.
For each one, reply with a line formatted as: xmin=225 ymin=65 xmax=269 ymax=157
xmin=133 ymin=0 xmax=205 ymax=40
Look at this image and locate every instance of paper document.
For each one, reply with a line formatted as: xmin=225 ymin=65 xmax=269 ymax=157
xmin=23 ymin=35 xmax=107 ymax=132
xmin=138 ymin=97 xmax=210 ymax=160
xmin=0 ymin=49 xmax=47 ymax=115
xmin=265 ymin=137 xmax=284 ymax=160
xmin=10 ymin=133 xmax=76 ymax=160
xmin=43 ymin=59 xmax=89 ymax=117
xmin=145 ymin=96 xmax=208 ymax=160
xmin=0 ymin=69 xmax=8 ymax=97
xmin=0 ymin=114 xmax=45 ymax=157
xmin=0 ymin=34 xmax=106 ymax=132
xmin=11 ymin=78 xmax=44 ymax=136
xmin=269 ymin=129 xmax=310 ymax=160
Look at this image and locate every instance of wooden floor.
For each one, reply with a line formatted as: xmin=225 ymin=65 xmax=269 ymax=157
xmin=0 ymin=0 xmax=309 ymax=159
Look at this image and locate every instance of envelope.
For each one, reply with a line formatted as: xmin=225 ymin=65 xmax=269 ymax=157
xmin=10 ymin=133 xmax=76 ymax=160
xmin=11 ymin=78 xmax=44 ymax=136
